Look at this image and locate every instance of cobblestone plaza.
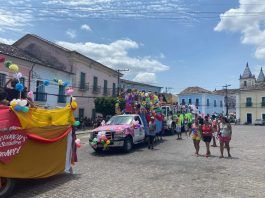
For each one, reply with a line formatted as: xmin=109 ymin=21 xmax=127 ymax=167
xmin=13 ymin=126 xmax=265 ymax=198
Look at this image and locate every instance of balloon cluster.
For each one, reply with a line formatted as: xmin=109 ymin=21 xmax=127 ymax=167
xmin=91 ymin=132 xmax=110 ymax=150
xmin=10 ymin=99 xmax=29 ymax=113
xmin=115 ymin=89 xmax=165 ymax=114
xmin=4 ymin=61 xmax=19 ymax=73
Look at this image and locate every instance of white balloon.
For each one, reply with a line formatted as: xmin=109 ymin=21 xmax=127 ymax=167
xmin=18 ymin=100 xmax=28 ymax=107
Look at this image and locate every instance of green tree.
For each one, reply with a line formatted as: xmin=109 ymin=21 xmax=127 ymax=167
xmin=94 ymin=97 xmax=126 ymax=117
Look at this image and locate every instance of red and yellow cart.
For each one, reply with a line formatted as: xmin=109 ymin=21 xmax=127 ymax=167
xmin=0 ymin=104 xmax=78 ymax=197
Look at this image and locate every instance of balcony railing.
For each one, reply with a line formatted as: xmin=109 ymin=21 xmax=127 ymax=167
xmin=261 ymin=102 xmax=265 ymax=107
xmin=92 ymin=86 xmax=101 ymax=94
xmin=246 ymin=102 xmax=252 ymax=107
xmin=79 ymin=82 xmax=89 ymax=91
xmin=103 ymin=88 xmax=111 ymax=96
xmin=57 ymin=95 xmax=67 ymax=103
xmin=34 ymin=92 xmax=47 ymax=102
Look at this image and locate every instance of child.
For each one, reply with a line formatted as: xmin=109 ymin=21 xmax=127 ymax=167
xmin=148 ymin=116 xmax=156 ymax=149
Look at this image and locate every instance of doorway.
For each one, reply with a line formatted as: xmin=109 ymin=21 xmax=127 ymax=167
xmin=246 ymin=113 xmax=252 ymax=124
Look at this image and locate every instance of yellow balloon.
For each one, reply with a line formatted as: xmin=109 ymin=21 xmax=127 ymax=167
xmin=9 ymin=64 xmax=19 ymax=72
xmin=71 ymin=101 xmax=78 ymax=110
xmin=58 ymin=80 xmax=63 ymax=86
xmin=10 ymin=100 xmax=17 ymax=107
xmin=106 ymin=140 xmax=110 ymax=145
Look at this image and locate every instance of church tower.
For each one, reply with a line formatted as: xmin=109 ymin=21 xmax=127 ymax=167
xmin=257 ymin=67 xmax=265 ymax=83
xmin=240 ymin=62 xmax=256 ymax=88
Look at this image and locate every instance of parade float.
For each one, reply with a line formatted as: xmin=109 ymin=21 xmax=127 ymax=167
xmin=89 ymin=89 xmax=167 ymax=152
xmin=0 ymin=57 xmax=80 ymax=197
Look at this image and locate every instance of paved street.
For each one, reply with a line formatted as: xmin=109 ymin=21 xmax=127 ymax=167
xmin=12 ymin=126 xmax=265 ymax=198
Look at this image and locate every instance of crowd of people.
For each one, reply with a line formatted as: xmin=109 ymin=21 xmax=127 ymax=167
xmin=189 ymin=114 xmax=232 ymax=158
xmin=1 ymin=79 xmax=233 ymax=158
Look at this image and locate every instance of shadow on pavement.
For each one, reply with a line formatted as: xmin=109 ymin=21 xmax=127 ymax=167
xmin=12 ymin=173 xmax=81 ymax=198
xmin=91 ymin=139 xmax=167 ymax=156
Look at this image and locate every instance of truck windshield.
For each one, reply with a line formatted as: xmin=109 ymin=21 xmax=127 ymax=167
xmin=106 ymin=116 xmax=133 ymax=125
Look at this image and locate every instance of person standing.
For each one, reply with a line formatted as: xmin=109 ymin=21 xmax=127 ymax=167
xmin=4 ymin=78 xmax=20 ymax=102
xmin=139 ymin=107 xmax=149 ymax=136
xmin=189 ymin=118 xmax=202 ymax=156
xmin=211 ymin=116 xmax=218 ymax=147
xmin=147 ymin=116 xmax=156 ymax=149
xmin=218 ymin=117 xmax=232 ymax=158
xmin=201 ymin=116 xmax=213 ymax=157
xmin=176 ymin=114 xmax=182 ymax=140
xmin=155 ymin=109 xmax=164 ymax=141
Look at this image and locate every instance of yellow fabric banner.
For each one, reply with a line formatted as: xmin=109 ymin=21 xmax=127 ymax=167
xmin=0 ymin=126 xmax=69 ymax=179
xmin=13 ymin=106 xmax=75 ymax=129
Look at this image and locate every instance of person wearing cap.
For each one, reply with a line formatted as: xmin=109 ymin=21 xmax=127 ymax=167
xmin=147 ymin=116 xmax=156 ymax=149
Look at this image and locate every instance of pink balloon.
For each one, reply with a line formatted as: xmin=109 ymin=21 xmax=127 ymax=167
xmin=66 ymin=88 xmax=74 ymax=95
xmin=27 ymin=91 xmax=34 ymax=98
xmin=75 ymin=138 xmax=81 ymax=144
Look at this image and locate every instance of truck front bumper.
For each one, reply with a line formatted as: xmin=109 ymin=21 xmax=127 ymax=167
xmin=89 ymin=138 xmax=125 ymax=148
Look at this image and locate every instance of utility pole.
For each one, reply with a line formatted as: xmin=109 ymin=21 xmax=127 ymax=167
xmin=117 ymin=69 xmax=129 ymax=96
xmin=223 ymin=84 xmax=231 ymax=116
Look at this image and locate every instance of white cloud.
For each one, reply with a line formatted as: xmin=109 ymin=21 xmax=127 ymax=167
xmin=133 ymin=73 xmax=157 ymax=84
xmin=41 ymin=0 xmax=190 ymax=23
xmin=0 ymin=37 xmax=15 ymax=45
xmin=81 ymin=24 xmax=92 ymax=31
xmin=66 ymin=29 xmax=76 ymax=38
xmin=44 ymin=0 xmax=112 ymax=6
xmin=215 ymin=0 xmax=265 ymax=59
xmin=56 ymin=39 xmax=169 ymax=83
xmin=0 ymin=8 xmax=32 ymax=32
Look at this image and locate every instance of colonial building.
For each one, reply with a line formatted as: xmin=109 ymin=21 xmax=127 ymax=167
xmin=237 ymin=63 xmax=265 ymax=124
xmin=120 ymin=79 xmax=162 ymax=93
xmin=13 ymin=34 xmax=119 ymax=120
xmin=0 ymin=42 xmax=72 ymax=108
xmin=178 ymin=86 xmax=225 ymax=115
xmin=213 ymin=88 xmax=239 ymax=114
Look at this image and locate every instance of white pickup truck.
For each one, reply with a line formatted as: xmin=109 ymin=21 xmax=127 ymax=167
xmin=89 ymin=114 xmax=146 ymax=153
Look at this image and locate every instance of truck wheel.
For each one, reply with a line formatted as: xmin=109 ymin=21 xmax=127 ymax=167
xmin=123 ymin=137 xmax=133 ymax=153
xmin=0 ymin=178 xmax=15 ymax=198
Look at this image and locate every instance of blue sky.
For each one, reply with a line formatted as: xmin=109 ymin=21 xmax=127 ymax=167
xmin=0 ymin=0 xmax=264 ymax=93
